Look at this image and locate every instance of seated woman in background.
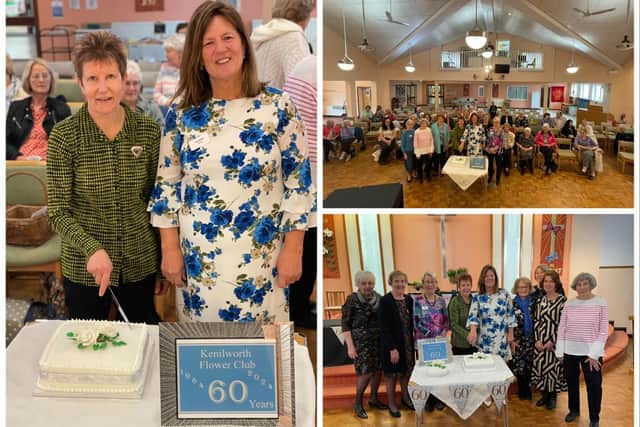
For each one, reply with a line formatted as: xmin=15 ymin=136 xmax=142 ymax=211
xmin=6 ymin=53 xmax=28 ymax=110
xmin=557 ymin=273 xmax=608 ymax=427
xmin=531 ymin=270 xmax=567 ymax=411
xmin=342 ymin=271 xmax=387 ymax=419
xmin=153 ymin=32 xmax=185 ymax=114
xmin=323 ymin=119 xmax=340 ymax=161
xmin=379 ymin=270 xmax=415 ymax=418
xmin=373 ymin=105 xmax=384 ymax=122
xmin=123 ymin=60 xmax=164 ymax=126
xmin=510 ymin=277 xmax=536 ymax=400
xmin=6 ymin=58 xmax=71 ymax=160
xmin=414 ymin=272 xmax=448 ymax=412
xmin=448 ymin=273 xmax=476 ymax=355
xmin=467 ymin=264 xmax=515 ymax=360
xmin=560 ymin=119 xmax=577 ymax=139
xmin=359 ymin=104 xmax=374 ymax=122
xmin=574 ymin=125 xmax=599 ymax=180
xmin=516 ymin=127 xmax=536 ymax=175
xmin=339 ymin=120 xmax=357 ymax=162
xmin=535 ymin=123 xmax=557 ymax=175
xmin=376 ymin=117 xmax=399 ymax=165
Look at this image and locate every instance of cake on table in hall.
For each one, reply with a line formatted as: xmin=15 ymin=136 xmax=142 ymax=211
xmin=462 ymin=352 xmax=496 ymax=372
xmin=36 ymin=320 xmax=151 ymax=397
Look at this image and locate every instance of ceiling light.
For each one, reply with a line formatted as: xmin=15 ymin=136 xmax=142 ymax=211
xmin=481 ymin=45 xmax=494 ymax=58
xmin=338 ymin=7 xmax=354 ymax=71
xmin=566 ymin=47 xmax=579 ymax=74
xmin=566 ymin=64 xmax=579 ymax=74
xmin=466 ymin=0 xmax=487 ymax=50
xmin=616 ymin=35 xmax=633 ymax=51
xmin=404 ymin=48 xmax=416 ymax=72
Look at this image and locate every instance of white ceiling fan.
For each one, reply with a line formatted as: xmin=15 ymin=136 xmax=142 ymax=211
xmin=616 ymin=0 xmax=633 ymax=50
xmin=358 ymin=0 xmax=375 ymax=52
xmin=380 ymin=0 xmax=410 ymax=26
xmin=573 ymin=0 xmax=615 ymax=17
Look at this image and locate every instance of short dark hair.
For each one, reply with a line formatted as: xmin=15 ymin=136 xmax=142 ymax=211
xmin=176 ymin=22 xmax=188 ymax=33
xmin=73 ymin=31 xmax=127 ymax=80
xmin=272 ymin=0 xmax=315 ymax=23
xmin=457 ymin=273 xmax=473 ymax=288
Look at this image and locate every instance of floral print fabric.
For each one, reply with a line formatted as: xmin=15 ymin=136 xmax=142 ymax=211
xmin=413 ymin=294 xmax=449 ymax=340
xmin=466 ymin=288 xmax=516 ymax=359
xmin=461 ymin=124 xmax=486 ymax=156
xmin=149 ymin=87 xmax=316 ymax=322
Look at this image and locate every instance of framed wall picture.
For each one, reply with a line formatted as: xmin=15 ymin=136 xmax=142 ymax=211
xmin=323 ymin=215 xmax=340 ymax=278
xmin=135 ymin=0 xmax=164 ymax=12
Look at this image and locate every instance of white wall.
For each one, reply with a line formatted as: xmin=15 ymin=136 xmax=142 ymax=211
xmin=569 ymin=215 xmax=634 ymax=333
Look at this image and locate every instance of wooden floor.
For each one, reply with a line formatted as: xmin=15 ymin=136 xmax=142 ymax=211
xmin=5 ymin=273 xmax=317 ymax=375
xmin=322 ymin=146 xmax=634 ymax=208
xmin=322 ymin=338 xmax=634 ymax=426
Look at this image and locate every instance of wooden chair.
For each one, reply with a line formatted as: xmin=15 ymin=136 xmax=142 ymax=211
xmin=617 ymin=141 xmax=634 ymax=174
xmin=324 ymin=291 xmax=346 ymax=320
xmin=535 ymin=145 xmax=559 ymax=170
xmin=557 ymin=146 xmax=579 ymax=171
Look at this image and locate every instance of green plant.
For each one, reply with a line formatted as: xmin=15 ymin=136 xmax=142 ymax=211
xmin=446 ymin=267 xmax=468 ymax=283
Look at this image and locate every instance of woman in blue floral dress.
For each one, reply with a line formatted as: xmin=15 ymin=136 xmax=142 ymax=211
xmin=148 ymin=2 xmax=315 ymax=322
xmin=467 ymin=264 xmax=516 ymax=359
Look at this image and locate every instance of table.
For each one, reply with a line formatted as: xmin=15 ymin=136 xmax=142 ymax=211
xmin=408 ymin=355 xmax=515 ymax=426
xmin=324 ymin=183 xmax=403 ymax=208
xmin=441 ymin=156 xmax=488 ymax=191
xmin=7 ymin=320 xmax=315 ymax=427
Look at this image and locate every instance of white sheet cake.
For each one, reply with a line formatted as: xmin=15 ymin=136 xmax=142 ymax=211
xmin=462 ymin=352 xmax=496 ymax=372
xmin=37 ymin=320 xmax=149 ymax=395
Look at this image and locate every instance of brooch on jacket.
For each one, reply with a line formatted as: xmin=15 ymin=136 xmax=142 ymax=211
xmin=131 ymin=146 xmax=143 ymax=158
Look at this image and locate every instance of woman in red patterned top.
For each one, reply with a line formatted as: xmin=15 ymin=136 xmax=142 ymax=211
xmin=6 ymin=58 xmax=71 ymax=160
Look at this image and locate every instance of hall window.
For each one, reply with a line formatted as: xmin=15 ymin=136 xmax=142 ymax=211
xmin=507 ymin=86 xmax=528 ymax=100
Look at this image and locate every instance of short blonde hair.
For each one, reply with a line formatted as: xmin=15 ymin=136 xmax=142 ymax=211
xmin=125 ymin=60 xmax=142 ymax=81
xmin=163 ymin=33 xmax=185 ymax=51
xmin=21 ymin=58 xmax=57 ymax=95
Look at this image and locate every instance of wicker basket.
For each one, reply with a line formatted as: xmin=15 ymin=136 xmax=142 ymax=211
xmin=6 ymin=171 xmax=52 ymax=246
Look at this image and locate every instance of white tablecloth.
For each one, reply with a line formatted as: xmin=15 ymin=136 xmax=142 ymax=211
xmin=7 ymin=320 xmax=315 ymax=427
xmin=442 ymin=156 xmax=488 ymax=191
xmin=408 ymin=355 xmax=514 ymax=424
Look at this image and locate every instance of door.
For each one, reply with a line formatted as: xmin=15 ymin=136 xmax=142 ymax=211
xmin=531 ymin=90 xmax=541 ymax=108
xmin=356 ymin=87 xmax=372 ymax=117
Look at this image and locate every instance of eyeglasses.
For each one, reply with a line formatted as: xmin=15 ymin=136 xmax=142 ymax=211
xmin=125 ymin=81 xmax=141 ymax=87
xmin=30 ymin=73 xmax=51 ymax=81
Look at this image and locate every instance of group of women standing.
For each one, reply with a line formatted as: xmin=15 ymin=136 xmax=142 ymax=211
xmin=341 ymin=266 xmax=608 ymax=427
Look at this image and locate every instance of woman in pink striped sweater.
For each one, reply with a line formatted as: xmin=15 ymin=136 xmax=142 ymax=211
xmin=556 ymin=273 xmax=608 ymax=427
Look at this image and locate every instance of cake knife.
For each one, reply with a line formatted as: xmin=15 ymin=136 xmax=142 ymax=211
xmin=108 ymin=287 xmax=132 ymax=328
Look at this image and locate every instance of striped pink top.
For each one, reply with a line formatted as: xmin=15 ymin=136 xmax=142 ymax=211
xmin=555 ymin=296 xmax=608 ymax=359
xmin=283 ymin=76 xmax=316 ymax=165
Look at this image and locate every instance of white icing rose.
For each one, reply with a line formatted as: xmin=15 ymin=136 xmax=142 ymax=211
xmin=77 ymin=329 xmax=97 ymax=347
xmin=99 ymin=325 xmax=118 ymax=339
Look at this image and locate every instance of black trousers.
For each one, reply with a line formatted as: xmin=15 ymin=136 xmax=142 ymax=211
xmin=540 ymin=146 xmax=557 ymax=171
xmin=563 ymin=354 xmax=603 ymax=422
xmin=379 ymin=141 xmax=397 ymax=164
xmin=416 ymin=154 xmax=433 ymax=181
xmin=519 ymin=158 xmax=534 ymax=174
xmin=289 ymin=228 xmax=317 ymax=328
xmin=63 ymin=273 xmax=160 ymax=324
xmin=487 ymin=152 xmax=503 ymax=184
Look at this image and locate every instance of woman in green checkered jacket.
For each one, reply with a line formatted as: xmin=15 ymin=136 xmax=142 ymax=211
xmin=47 ymin=31 xmax=164 ymax=323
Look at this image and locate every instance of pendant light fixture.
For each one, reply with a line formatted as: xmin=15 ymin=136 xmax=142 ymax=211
xmin=404 ymin=47 xmax=416 ymax=72
xmin=481 ymin=44 xmax=494 ymax=58
xmin=338 ymin=6 xmax=354 ymax=71
xmin=566 ymin=46 xmax=579 ymax=74
xmin=466 ymin=0 xmax=487 ymax=50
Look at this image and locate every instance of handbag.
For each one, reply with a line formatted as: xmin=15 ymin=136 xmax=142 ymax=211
xmin=595 ymin=150 xmax=604 ymax=173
